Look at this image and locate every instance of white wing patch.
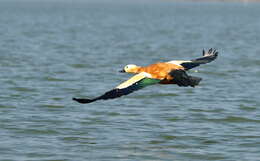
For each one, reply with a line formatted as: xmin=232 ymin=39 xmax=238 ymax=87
xmin=167 ymin=60 xmax=192 ymax=66
xmin=116 ymin=72 xmax=151 ymax=89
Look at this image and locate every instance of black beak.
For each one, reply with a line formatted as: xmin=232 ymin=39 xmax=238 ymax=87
xmin=119 ymin=69 xmax=125 ymax=73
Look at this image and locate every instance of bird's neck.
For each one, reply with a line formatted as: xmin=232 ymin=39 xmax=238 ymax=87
xmin=129 ymin=66 xmax=143 ymax=74
xmin=135 ymin=66 xmax=145 ymax=73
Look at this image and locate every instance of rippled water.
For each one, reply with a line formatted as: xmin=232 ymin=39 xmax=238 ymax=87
xmin=0 ymin=1 xmax=260 ymax=161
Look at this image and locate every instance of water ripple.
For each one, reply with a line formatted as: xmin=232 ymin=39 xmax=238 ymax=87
xmin=1 ymin=2 xmax=260 ymax=161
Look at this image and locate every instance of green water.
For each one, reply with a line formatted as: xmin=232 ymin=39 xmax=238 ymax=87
xmin=0 ymin=1 xmax=260 ymax=161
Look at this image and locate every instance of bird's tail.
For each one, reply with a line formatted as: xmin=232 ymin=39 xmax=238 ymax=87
xmin=170 ymin=70 xmax=202 ymax=87
xmin=188 ymin=76 xmax=202 ymax=87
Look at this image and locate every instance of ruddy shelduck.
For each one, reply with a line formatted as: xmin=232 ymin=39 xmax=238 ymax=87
xmin=73 ymin=48 xmax=218 ymax=104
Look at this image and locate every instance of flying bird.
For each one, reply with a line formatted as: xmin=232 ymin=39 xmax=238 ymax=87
xmin=73 ymin=48 xmax=218 ymax=104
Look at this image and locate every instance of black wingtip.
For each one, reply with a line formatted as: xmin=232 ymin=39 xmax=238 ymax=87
xmin=72 ymin=97 xmax=96 ymax=104
xmin=209 ymin=48 xmax=213 ymax=53
xmin=203 ymin=48 xmax=218 ymax=58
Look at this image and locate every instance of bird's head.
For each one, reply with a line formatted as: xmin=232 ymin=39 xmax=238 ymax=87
xmin=119 ymin=64 xmax=140 ymax=73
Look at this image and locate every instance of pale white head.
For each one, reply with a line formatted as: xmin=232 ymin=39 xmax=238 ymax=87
xmin=120 ymin=64 xmax=139 ymax=73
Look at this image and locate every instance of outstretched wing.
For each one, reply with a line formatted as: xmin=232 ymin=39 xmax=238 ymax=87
xmin=168 ymin=48 xmax=218 ymax=70
xmin=73 ymin=72 xmax=161 ymax=104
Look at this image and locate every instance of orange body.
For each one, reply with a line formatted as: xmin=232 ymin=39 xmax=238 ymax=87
xmin=137 ymin=62 xmax=184 ymax=83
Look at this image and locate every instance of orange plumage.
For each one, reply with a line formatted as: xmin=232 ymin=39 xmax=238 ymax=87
xmin=138 ymin=62 xmax=184 ymax=80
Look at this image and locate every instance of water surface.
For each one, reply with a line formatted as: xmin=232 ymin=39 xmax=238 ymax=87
xmin=0 ymin=1 xmax=260 ymax=161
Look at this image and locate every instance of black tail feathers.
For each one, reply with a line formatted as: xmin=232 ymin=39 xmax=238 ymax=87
xmin=188 ymin=76 xmax=202 ymax=87
xmin=170 ymin=70 xmax=202 ymax=87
